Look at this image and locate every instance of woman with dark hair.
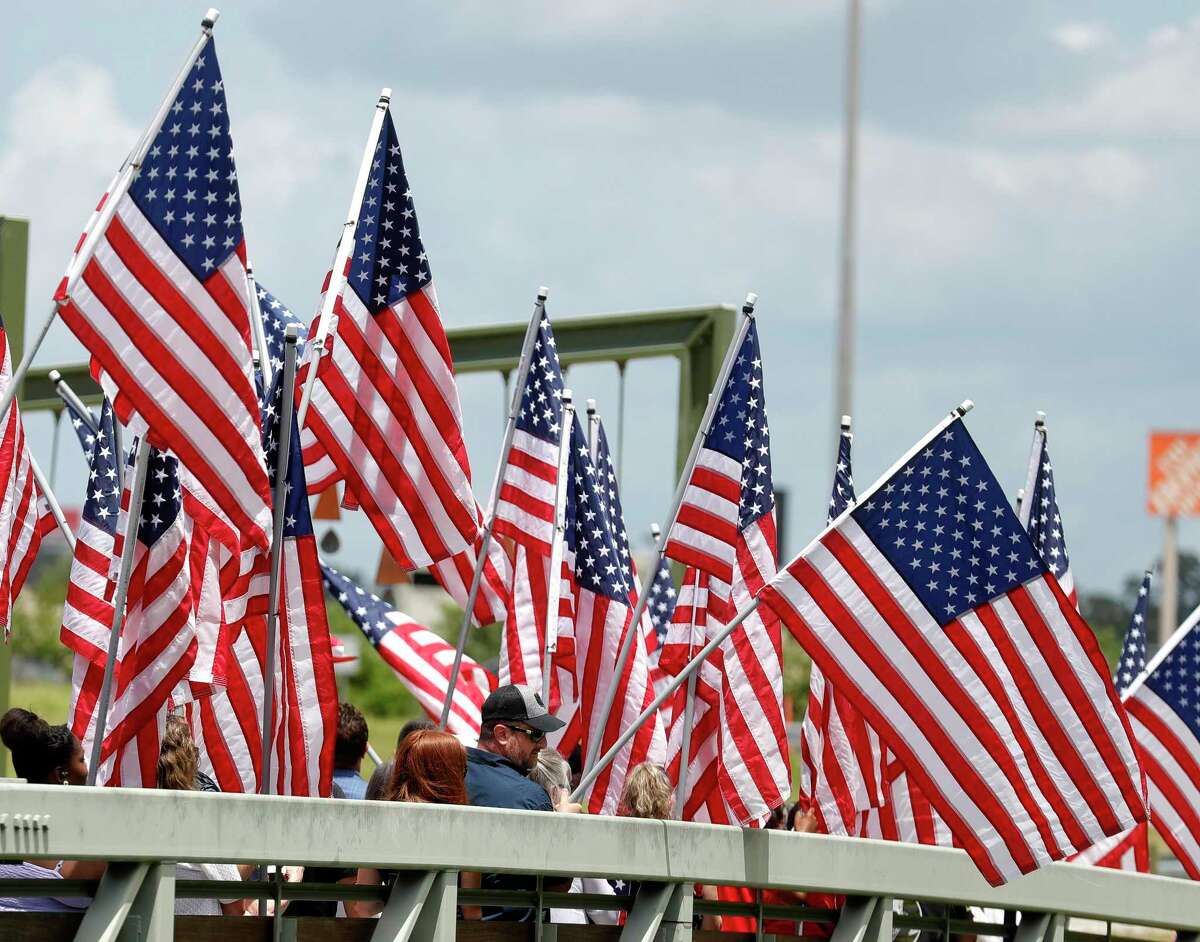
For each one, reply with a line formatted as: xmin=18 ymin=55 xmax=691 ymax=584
xmin=348 ymin=730 xmax=480 ymax=918
xmin=0 ymin=708 xmax=94 ymax=912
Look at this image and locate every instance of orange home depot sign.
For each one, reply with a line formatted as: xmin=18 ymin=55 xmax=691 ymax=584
xmin=1148 ymin=432 xmax=1200 ymax=516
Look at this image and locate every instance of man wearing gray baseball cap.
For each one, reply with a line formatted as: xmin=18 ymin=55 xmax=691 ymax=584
xmin=466 ymin=684 xmax=568 ymax=920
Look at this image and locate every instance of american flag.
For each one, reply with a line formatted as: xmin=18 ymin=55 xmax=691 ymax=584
xmin=757 ymin=413 xmax=1146 ymax=885
xmin=801 ymin=417 xmax=886 ymax=833
xmin=62 ymin=396 xmax=100 ymax=454
xmin=1123 ymin=586 xmax=1200 ymax=878
xmin=0 ymin=329 xmax=56 ymax=630
xmin=1021 ymin=424 xmax=1076 ymax=607
xmin=493 ymin=312 xmax=568 ymax=703
xmin=661 ymin=320 xmax=791 ymax=826
xmin=257 ymin=372 xmax=338 ymax=796
xmin=563 ymin=415 xmax=666 ymax=814
xmin=323 ymin=565 xmax=491 ymax=742
xmin=92 ymin=448 xmax=198 ymax=787
xmin=56 ymin=39 xmax=273 ymax=554
xmin=645 ymin=558 xmax=677 ymax=642
xmin=298 ymin=104 xmax=478 ymax=570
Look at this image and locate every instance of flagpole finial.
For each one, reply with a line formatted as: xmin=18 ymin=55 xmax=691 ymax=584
xmin=742 ymin=292 xmax=758 ymax=316
xmin=586 ymin=398 xmax=597 ymax=416
xmin=202 ymin=9 xmax=220 ymax=29
xmin=562 ymin=387 xmax=573 ymax=404
xmin=840 ymin=414 xmax=852 ymax=430
xmin=48 ymin=369 xmax=61 ymax=384
xmin=956 ymin=399 xmax=975 ymax=416
xmin=379 ymin=88 xmax=393 ymax=105
xmin=537 ymin=286 xmax=550 ymax=301
xmin=1034 ymin=410 xmax=1046 ymax=427
xmin=284 ymin=323 xmax=300 ymax=344
xmin=650 ymin=522 xmax=662 ymax=539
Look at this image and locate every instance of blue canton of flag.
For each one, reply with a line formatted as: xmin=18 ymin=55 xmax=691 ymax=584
xmin=321 ymin=564 xmax=393 ymax=646
xmin=646 ymin=558 xmax=677 ymax=641
xmin=590 ymin=418 xmax=634 ymax=590
xmin=828 ymin=422 xmax=855 ymax=523
xmin=1143 ymin=623 xmax=1200 ymax=742
xmin=1116 ymin=571 xmax=1152 ymax=694
xmin=139 ymin=449 xmax=184 ymax=545
xmin=347 ymin=111 xmax=431 ymax=314
xmin=254 ymin=279 xmax=307 ymax=380
xmin=1024 ymin=432 xmax=1075 ymax=601
xmin=64 ymin=398 xmax=100 ymax=456
xmin=129 ymin=41 xmax=243 ymax=279
xmin=262 ymin=373 xmax=313 ymax=541
xmin=566 ymin=416 xmax=630 ymax=603
xmin=515 ymin=316 xmax=566 ymax=447
xmin=853 ymin=423 xmax=1046 ymax=626
xmin=704 ymin=322 xmax=773 ymax=531
xmin=82 ymin=402 xmax=121 ymax=536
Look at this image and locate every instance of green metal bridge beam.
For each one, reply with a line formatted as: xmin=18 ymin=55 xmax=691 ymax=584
xmin=20 ymin=303 xmax=738 ymax=476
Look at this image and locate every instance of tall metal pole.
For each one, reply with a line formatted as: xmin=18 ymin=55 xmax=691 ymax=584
xmin=1160 ymin=517 xmax=1179 ymax=646
xmin=439 ymin=288 xmax=549 ymax=728
xmin=48 ymin=369 xmax=99 ymax=435
xmin=48 ymin=411 xmax=62 ymax=490
xmin=259 ymin=327 xmax=300 ymax=795
xmin=0 ymin=10 xmax=221 ymax=427
xmin=586 ymin=399 xmax=599 ymax=463
xmin=580 ymin=294 xmax=756 ymax=777
xmin=541 ymin=390 xmax=575 ymax=705
xmin=246 ymin=260 xmax=272 ymax=391
xmin=86 ymin=438 xmax=152 ymax=786
xmin=295 ymin=89 xmax=393 ymax=432
xmin=1018 ymin=411 xmax=1046 ymax=530
xmin=672 ymin=568 xmax=702 ymax=820
xmin=28 ymin=455 xmax=76 ymax=552
xmin=833 ymin=0 xmax=862 ymax=432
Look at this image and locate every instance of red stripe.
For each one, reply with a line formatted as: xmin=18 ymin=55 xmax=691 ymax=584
xmin=687 ymin=464 xmax=742 ymax=503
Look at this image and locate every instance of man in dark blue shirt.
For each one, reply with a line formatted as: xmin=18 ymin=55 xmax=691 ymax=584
xmin=466 ymin=684 xmax=567 ymax=919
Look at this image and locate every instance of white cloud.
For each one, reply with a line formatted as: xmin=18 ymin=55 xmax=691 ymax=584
xmin=1049 ymin=22 xmax=1113 ymax=54
xmin=988 ymin=17 xmax=1200 ymax=136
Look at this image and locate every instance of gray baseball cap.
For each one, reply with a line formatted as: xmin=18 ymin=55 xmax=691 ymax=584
xmin=481 ymin=684 xmax=565 ymax=733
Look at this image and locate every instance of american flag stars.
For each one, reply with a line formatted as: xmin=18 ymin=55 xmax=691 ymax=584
xmin=82 ymin=403 xmax=121 ymax=532
xmin=1116 ymin=571 xmax=1151 ymax=693
xmin=515 ymin=317 xmax=565 ymax=444
xmin=130 ymin=47 xmax=243 ymax=279
xmin=854 ymin=423 xmax=1045 ymax=625
xmin=138 ymin=450 xmax=184 ymax=544
xmin=347 ymin=112 xmax=431 ymax=314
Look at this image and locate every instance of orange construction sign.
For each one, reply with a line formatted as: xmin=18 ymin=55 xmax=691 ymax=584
xmin=1148 ymin=431 xmax=1200 ymax=516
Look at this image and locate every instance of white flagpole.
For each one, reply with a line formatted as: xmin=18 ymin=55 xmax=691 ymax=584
xmin=294 ymin=89 xmax=392 ymax=432
xmin=438 ymin=287 xmax=549 ymax=728
xmin=580 ymin=292 xmax=757 ymax=777
xmin=586 ymin=399 xmax=599 ymax=464
xmin=0 ymin=11 xmax=222 ymax=428
xmin=246 ymin=261 xmax=273 ymax=391
xmin=28 ymin=456 xmax=76 ymax=552
xmin=47 ymin=370 xmax=99 ymax=436
xmin=1017 ymin=411 xmax=1046 ymax=529
xmin=573 ymin=399 xmax=977 ymax=801
xmin=541 ymin=390 xmax=575 ymax=705
xmin=259 ymin=326 xmax=300 ymax=795
xmin=672 ymin=568 xmax=702 ymax=819
xmin=86 ymin=437 xmax=152 ymax=786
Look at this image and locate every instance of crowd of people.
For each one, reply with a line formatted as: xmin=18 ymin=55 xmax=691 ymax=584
xmin=0 ymin=684 xmax=834 ymax=933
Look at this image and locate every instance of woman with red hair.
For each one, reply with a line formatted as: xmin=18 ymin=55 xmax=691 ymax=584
xmin=347 ymin=730 xmax=480 ymax=918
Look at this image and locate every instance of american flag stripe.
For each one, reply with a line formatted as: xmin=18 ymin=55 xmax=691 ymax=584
xmin=493 ymin=430 xmax=560 ymax=552
xmin=861 ymin=772 xmax=955 ymax=847
xmin=500 ymin=544 xmax=550 ymax=691
xmin=58 ymin=42 xmax=272 ymax=556
xmin=665 ymin=451 xmax=742 ymax=582
xmin=1125 ymin=688 xmax=1200 ymax=878
xmin=763 ymin=510 xmax=1143 ymax=884
xmin=429 ymin=519 xmax=511 ymax=628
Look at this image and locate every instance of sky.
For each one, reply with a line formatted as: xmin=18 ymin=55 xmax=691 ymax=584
xmin=1 ymin=1 xmax=1197 ymax=601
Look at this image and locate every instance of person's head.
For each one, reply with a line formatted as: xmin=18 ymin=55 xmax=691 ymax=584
xmin=528 ymin=748 xmax=571 ymax=808
xmin=385 ymin=729 xmax=468 ymax=804
xmin=0 ymin=708 xmax=86 ymax=786
xmin=397 ymin=717 xmax=435 ymax=750
xmin=616 ymin=763 xmax=674 ymax=820
xmin=334 ymin=702 xmax=369 ymax=771
xmin=765 ymin=804 xmax=788 ymax=830
xmin=157 ymin=715 xmax=199 ymax=791
xmin=476 ymin=684 xmax=564 ymax=773
xmin=790 ymin=800 xmax=820 ymax=833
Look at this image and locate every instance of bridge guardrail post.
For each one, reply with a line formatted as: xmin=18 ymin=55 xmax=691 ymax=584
xmin=71 ymin=860 xmax=149 ymax=942
xmin=370 ymin=870 xmax=457 ymax=942
xmin=1015 ymin=912 xmax=1064 ymax=942
xmin=621 ymin=881 xmax=693 ymax=942
xmin=830 ymin=896 xmax=892 ymax=942
xmin=121 ymin=861 xmax=175 ymax=942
